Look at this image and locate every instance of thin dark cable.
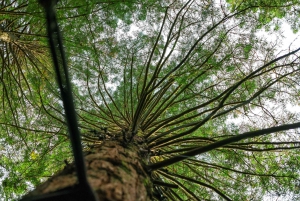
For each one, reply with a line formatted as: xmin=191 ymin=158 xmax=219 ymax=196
xmin=41 ymin=0 xmax=87 ymax=185
xmin=31 ymin=0 xmax=98 ymax=200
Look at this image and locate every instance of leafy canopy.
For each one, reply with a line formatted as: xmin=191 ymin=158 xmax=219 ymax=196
xmin=1 ymin=0 xmax=300 ymax=200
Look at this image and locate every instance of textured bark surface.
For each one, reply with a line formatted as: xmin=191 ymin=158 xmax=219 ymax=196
xmin=22 ymin=140 xmax=153 ymax=201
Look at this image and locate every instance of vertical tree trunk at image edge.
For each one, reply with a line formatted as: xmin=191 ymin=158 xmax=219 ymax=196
xmin=22 ymin=140 xmax=153 ymax=201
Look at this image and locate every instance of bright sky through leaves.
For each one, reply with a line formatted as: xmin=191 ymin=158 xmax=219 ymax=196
xmin=1 ymin=0 xmax=300 ymax=200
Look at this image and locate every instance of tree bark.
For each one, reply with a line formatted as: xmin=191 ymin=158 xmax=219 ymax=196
xmin=22 ymin=140 xmax=153 ymax=201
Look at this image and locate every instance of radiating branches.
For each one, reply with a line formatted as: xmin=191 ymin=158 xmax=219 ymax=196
xmin=149 ymin=122 xmax=300 ymax=169
xmin=158 ymin=169 xmax=232 ymax=201
xmin=3 ymin=0 xmax=300 ymax=200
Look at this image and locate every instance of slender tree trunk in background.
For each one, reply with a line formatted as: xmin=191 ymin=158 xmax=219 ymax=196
xmin=22 ymin=140 xmax=153 ymax=201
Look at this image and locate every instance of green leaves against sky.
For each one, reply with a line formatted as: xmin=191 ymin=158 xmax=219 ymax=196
xmin=1 ymin=0 xmax=300 ymax=200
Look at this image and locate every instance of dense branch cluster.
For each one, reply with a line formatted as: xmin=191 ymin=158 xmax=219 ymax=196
xmin=1 ymin=0 xmax=300 ymax=200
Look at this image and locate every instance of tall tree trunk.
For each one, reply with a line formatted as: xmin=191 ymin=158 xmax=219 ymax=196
xmin=22 ymin=140 xmax=153 ymax=201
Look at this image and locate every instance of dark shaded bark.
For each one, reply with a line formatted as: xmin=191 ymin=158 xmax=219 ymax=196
xmin=22 ymin=140 xmax=153 ymax=201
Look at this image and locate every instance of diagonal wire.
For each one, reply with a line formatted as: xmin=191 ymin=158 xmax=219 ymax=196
xmin=24 ymin=0 xmax=99 ymax=200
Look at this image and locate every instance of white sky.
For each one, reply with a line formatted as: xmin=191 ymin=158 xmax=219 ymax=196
xmin=2 ymin=7 xmax=300 ymax=201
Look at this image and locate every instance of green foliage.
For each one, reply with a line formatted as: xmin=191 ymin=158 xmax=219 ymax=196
xmin=1 ymin=0 xmax=300 ymax=200
xmin=226 ymin=0 xmax=300 ymax=31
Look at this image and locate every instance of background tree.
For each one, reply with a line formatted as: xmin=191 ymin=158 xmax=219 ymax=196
xmin=1 ymin=0 xmax=300 ymax=200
